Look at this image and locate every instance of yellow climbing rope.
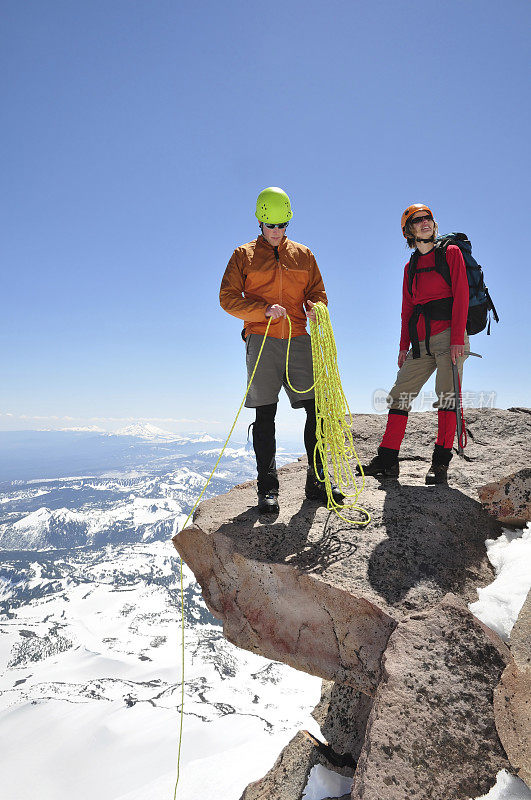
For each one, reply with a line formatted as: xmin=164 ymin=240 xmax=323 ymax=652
xmin=172 ymin=305 xmax=368 ymax=797
xmin=172 ymin=316 xmax=273 ymax=799
xmin=286 ymin=302 xmax=371 ymax=527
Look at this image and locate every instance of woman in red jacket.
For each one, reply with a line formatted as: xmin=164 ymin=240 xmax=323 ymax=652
xmin=360 ymin=204 xmax=470 ymax=484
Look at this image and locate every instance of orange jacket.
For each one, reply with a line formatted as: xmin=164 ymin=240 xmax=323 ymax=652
xmin=219 ymin=235 xmax=328 ymax=339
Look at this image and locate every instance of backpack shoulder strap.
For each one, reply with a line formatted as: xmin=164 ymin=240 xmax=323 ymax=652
xmin=434 ymin=239 xmax=452 ymax=288
xmin=407 ymin=249 xmax=420 ymax=295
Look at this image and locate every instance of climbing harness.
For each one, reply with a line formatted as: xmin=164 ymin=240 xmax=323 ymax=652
xmin=172 ymin=304 xmax=368 ymax=797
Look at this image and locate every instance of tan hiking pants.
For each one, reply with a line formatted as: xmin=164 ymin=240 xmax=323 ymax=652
xmin=387 ymin=328 xmax=470 ymax=412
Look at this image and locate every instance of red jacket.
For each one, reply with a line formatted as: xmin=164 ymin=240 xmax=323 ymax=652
xmin=400 ymin=245 xmax=469 ymax=351
xmin=220 ymin=235 xmax=328 ymax=339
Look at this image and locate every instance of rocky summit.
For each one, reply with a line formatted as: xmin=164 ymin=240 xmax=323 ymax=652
xmin=173 ymin=408 xmax=531 ymax=800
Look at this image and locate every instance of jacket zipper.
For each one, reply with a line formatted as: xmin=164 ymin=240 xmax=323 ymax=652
xmin=274 ymin=246 xmax=286 ymax=339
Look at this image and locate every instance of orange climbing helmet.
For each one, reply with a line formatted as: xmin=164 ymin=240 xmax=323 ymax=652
xmin=401 ymin=203 xmax=434 ymax=237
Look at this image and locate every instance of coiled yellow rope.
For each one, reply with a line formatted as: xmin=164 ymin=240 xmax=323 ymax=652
xmin=285 ymin=302 xmax=370 ymax=527
xmin=172 ymin=306 xmax=368 ymax=797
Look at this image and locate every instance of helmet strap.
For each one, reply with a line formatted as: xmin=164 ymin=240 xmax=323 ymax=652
xmin=415 ymin=236 xmax=435 ymax=243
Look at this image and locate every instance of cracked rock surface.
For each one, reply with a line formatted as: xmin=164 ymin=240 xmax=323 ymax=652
xmin=239 ymin=731 xmax=316 ymax=800
xmin=478 ymin=468 xmax=531 ymax=526
xmin=174 ymin=410 xmax=527 ymax=685
xmin=172 ymin=408 xmax=530 ymax=799
xmin=239 ymin=681 xmax=362 ymax=800
xmin=351 ymin=594 xmax=511 ymax=800
xmin=494 ymin=588 xmax=531 ymax=786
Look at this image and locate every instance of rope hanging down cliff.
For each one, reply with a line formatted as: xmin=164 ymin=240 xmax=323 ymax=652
xmin=171 ymin=304 xmax=369 ymax=797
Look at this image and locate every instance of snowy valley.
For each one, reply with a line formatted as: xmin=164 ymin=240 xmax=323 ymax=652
xmin=0 ymin=429 xmax=321 ymax=800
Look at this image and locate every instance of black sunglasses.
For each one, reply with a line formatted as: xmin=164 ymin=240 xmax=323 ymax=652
xmin=263 ymin=222 xmax=289 ymax=229
xmin=410 ymin=214 xmax=432 ymax=225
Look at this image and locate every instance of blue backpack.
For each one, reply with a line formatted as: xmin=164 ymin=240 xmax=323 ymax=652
xmin=407 ymin=232 xmax=499 ymax=336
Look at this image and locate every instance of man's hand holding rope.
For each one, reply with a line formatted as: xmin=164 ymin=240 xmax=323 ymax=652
xmin=265 ymin=303 xmax=287 ymax=319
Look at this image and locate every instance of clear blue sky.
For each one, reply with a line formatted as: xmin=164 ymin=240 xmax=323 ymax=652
xmin=1 ymin=0 xmax=529 ymax=437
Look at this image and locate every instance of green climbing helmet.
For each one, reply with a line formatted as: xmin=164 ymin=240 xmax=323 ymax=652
xmin=255 ymin=187 xmax=293 ymax=224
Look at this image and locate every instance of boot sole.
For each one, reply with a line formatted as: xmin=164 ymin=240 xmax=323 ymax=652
xmin=356 ymin=468 xmax=399 ymax=479
xmin=258 ymin=503 xmax=279 ymax=514
xmin=305 ymin=492 xmax=345 ymax=505
xmin=362 ymin=472 xmax=399 ymax=479
xmin=425 ymin=475 xmax=448 ymax=485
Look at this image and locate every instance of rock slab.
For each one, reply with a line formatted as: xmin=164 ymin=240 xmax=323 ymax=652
xmin=239 ymin=681 xmax=365 ymax=799
xmin=494 ymin=588 xmax=531 ymax=787
xmin=351 ymin=595 xmax=511 ymax=800
xmin=176 ymin=515 xmax=396 ymax=693
xmin=239 ymin=731 xmax=316 ymax=800
xmin=171 ymin=409 xmax=531 ymax=799
xmin=478 ymin=468 xmax=531 ymax=526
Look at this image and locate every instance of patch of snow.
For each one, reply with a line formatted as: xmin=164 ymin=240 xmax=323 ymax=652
xmin=0 ymin=489 xmax=50 ymax=505
xmin=469 ymin=524 xmax=531 ymax=641
xmin=472 ymin=769 xmax=531 ymax=799
xmin=302 ymin=764 xmax=352 ymax=800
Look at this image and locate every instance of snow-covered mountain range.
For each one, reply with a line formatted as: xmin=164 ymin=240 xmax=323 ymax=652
xmin=0 ymin=427 xmax=226 ymax=483
xmin=0 ymin=430 xmax=322 ymax=800
xmin=37 ymin=423 xmax=221 ymax=442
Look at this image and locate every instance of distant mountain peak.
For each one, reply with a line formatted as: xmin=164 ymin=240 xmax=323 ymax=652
xmin=190 ymin=433 xmax=223 ymax=443
xmin=113 ymin=423 xmax=184 ymax=441
xmin=63 ymin=426 xmax=107 ymax=433
xmin=111 ymin=425 xmax=223 ymax=444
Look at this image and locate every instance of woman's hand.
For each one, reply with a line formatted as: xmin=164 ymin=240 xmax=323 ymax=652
xmin=450 ymin=344 xmax=465 ymax=364
xmin=398 ymin=350 xmax=408 ymax=368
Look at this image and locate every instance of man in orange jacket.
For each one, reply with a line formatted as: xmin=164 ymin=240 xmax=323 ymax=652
xmin=220 ymin=187 xmax=344 ymax=514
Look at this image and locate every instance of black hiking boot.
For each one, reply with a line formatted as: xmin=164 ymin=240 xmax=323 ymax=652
xmin=257 ymin=491 xmax=280 ymax=514
xmin=252 ymin=405 xmax=279 ymax=511
xmin=305 ymin=466 xmax=345 ymax=506
xmin=356 ymin=447 xmax=399 ymax=478
xmin=257 ymin=469 xmax=280 ymax=514
xmin=425 ymin=464 xmax=449 ymax=485
xmin=425 ymin=444 xmax=452 ymax=485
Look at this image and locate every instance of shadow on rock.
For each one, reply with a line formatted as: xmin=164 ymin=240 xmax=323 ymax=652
xmin=368 ymin=482 xmax=502 ymax=609
xmin=217 ymin=501 xmax=348 ymax=568
xmin=316 ymin=681 xmax=374 ymax=768
xmin=286 ymin=509 xmax=360 ymax=575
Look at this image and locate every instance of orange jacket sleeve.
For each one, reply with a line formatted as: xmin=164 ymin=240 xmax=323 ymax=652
xmin=219 ymin=249 xmax=270 ymax=322
xmin=305 ymin=252 xmax=328 ymax=306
